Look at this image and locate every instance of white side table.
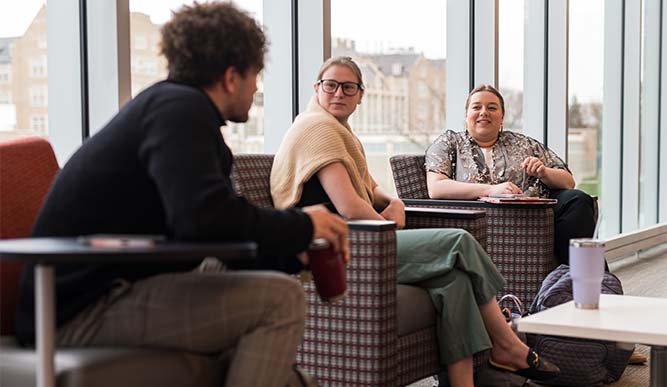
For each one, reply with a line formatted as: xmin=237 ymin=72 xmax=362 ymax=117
xmin=517 ymin=294 xmax=667 ymax=387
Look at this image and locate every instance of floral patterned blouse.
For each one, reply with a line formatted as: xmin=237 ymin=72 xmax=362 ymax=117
xmin=425 ymin=129 xmax=570 ymax=197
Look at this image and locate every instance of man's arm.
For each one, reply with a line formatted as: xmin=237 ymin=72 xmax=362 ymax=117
xmin=139 ymin=92 xmax=315 ymax=261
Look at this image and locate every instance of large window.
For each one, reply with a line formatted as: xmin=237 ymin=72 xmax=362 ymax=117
xmin=498 ymin=0 xmax=525 ymax=132
xmin=568 ymin=0 xmax=604 ymax=197
xmin=128 ymin=0 xmax=264 ymax=153
xmin=331 ymin=0 xmax=446 ymax=193
xmin=0 ymin=1 xmax=48 ymax=141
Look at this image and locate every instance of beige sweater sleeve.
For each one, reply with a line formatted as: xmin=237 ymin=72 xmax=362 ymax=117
xmin=271 ymin=98 xmax=374 ymax=209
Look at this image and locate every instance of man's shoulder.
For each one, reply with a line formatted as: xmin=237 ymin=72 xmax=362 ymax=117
xmin=139 ymin=80 xmax=208 ymax=104
xmin=121 ymin=80 xmax=217 ymax=124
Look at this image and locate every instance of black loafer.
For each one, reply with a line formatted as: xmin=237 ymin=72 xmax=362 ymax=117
xmin=488 ymin=348 xmax=560 ymax=381
xmin=288 ymin=365 xmax=319 ymax=387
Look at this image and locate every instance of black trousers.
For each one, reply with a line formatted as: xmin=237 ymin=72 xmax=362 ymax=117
xmin=548 ymin=189 xmax=597 ymax=265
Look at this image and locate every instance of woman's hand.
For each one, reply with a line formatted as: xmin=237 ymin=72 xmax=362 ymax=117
xmin=521 ymin=156 xmax=546 ymax=178
xmin=487 ymin=181 xmax=523 ymax=196
xmin=380 ymin=198 xmax=406 ymax=229
xmin=520 ymin=156 xmax=576 ymax=190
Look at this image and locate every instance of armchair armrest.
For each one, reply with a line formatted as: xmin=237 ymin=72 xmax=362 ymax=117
xmin=402 ymin=198 xmax=557 ymax=307
xmin=403 ymin=198 xmax=556 ymax=209
xmin=347 ymin=219 xmax=396 ymax=230
xmin=298 ymin=220 xmax=400 ymax=385
xmin=405 ymin=206 xmax=485 ymax=219
xmin=404 ymin=207 xmax=488 ymax=251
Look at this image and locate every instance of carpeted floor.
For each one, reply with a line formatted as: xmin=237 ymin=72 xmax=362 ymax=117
xmin=408 ymin=246 xmax=667 ymax=387
xmin=604 ymin=248 xmax=666 ymax=387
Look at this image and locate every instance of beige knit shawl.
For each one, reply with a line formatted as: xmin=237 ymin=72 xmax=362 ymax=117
xmin=271 ymin=97 xmax=374 ymax=209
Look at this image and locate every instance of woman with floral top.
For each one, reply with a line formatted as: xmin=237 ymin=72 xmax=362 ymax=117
xmin=425 ymin=84 xmax=596 ymax=265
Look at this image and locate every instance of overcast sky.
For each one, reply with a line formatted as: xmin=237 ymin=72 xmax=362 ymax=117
xmin=0 ymin=0 xmax=603 ymax=102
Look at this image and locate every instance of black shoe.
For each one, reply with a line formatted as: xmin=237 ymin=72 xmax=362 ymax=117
xmin=488 ymin=348 xmax=560 ymax=381
xmin=287 ymin=365 xmax=319 ymax=387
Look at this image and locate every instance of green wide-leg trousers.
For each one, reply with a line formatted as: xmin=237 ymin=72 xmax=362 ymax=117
xmin=396 ymin=228 xmax=506 ymax=365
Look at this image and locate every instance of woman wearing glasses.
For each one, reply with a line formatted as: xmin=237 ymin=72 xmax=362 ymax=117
xmin=270 ymin=57 xmax=559 ymax=387
xmin=425 ymin=84 xmax=596 ymax=265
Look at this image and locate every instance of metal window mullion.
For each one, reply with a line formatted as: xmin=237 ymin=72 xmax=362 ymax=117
xmin=601 ymin=0 xmax=624 ymax=237
xmin=263 ymin=0 xmax=295 ymax=153
xmin=46 ymin=0 xmax=84 ymax=164
xmin=291 ymin=0 xmax=299 ymax=119
xmin=297 ymin=0 xmax=329 ymax=115
xmin=546 ymin=0 xmax=568 ymax=158
xmin=445 ymin=0 xmax=473 ymax=129
xmin=79 ymin=0 xmax=89 ymax=140
xmin=659 ymin=0 xmax=667 ymax=223
xmin=474 ymin=0 xmax=497 ymax=86
xmin=622 ymin=0 xmax=641 ymax=233
xmin=523 ymin=0 xmax=547 ymax=143
xmin=86 ymin=0 xmax=130 ymax=136
xmin=641 ymin=0 xmax=661 ymax=227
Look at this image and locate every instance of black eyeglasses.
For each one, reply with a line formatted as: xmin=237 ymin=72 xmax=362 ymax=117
xmin=317 ymin=79 xmax=364 ymax=96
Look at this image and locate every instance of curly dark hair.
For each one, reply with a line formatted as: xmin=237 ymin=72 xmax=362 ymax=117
xmin=160 ymin=2 xmax=266 ymax=87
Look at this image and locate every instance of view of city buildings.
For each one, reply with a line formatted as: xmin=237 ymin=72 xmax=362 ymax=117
xmin=330 ymin=38 xmax=447 ymax=189
xmin=0 ymin=6 xmax=48 ymax=142
xmin=0 ymin=4 xmax=601 ymax=195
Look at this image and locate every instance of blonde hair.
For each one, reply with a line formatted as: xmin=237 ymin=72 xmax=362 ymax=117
xmin=316 ymin=56 xmax=364 ymax=88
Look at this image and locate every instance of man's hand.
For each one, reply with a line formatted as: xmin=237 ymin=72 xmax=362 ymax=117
xmin=380 ymin=198 xmax=406 ymax=229
xmin=521 ymin=156 xmax=546 ymax=178
xmin=487 ymin=181 xmax=523 ymax=195
xmin=302 ymin=205 xmax=350 ymax=263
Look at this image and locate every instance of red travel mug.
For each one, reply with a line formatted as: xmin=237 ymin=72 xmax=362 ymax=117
xmin=307 ymin=239 xmax=347 ymax=303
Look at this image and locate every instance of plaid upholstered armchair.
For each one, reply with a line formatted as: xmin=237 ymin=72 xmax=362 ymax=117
xmin=390 ymin=154 xmax=558 ymax=307
xmin=231 ymin=154 xmax=490 ymax=387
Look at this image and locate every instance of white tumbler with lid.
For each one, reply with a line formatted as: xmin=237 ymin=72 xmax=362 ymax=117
xmin=569 ymin=238 xmax=605 ymax=309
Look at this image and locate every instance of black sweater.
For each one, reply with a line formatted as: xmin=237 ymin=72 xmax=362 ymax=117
xmin=16 ymin=80 xmax=313 ymax=344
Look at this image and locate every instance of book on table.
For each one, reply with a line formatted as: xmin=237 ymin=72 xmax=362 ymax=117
xmin=478 ymin=194 xmax=557 ymax=204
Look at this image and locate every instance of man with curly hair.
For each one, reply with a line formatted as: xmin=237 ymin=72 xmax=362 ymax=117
xmin=16 ymin=3 xmax=344 ymax=386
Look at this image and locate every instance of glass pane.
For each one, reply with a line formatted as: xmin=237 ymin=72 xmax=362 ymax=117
xmin=129 ymin=0 xmax=263 ymax=153
xmin=567 ymin=0 xmax=604 ymax=201
xmin=498 ymin=0 xmax=524 ymax=132
xmin=0 ymin=1 xmax=49 ymax=141
xmin=331 ymin=0 xmax=446 ymax=194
